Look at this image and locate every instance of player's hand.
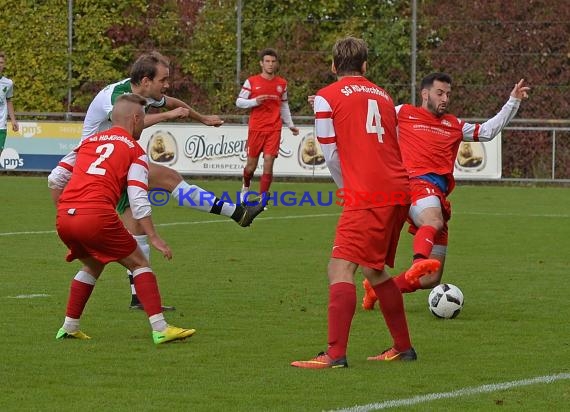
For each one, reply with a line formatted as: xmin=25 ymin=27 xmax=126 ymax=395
xmin=290 ymin=126 xmax=300 ymax=136
xmin=308 ymin=95 xmax=316 ymax=109
xmin=149 ymin=234 xmax=173 ymax=260
xmin=255 ymin=95 xmax=279 ymax=104
xmin=201 ymin=115 xmax=224 ymax=127
xmin=167 ymin=107 xmax=191 ymax=120
xmin=11 ymin=121 xmax=19 ymax=132
xmin=511 ymin=79 xmax=530 ymax=100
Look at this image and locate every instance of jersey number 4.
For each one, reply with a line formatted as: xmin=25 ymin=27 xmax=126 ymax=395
xmin=87 ymin=143 xmax=115 ymax=175
xmin=366 ymin=99 xmax=385 ymax=143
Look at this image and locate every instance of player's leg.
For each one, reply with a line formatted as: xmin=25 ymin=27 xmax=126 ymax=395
xmin=118 ymin=248 xmax=195 ymax=344
xmin=260 ymin=154 xmax=275 ymax=201
xmin=259 ymin=130 xmax=280 ymax=202
xmin=0 ymin=129 xmax=7 ymax=158
xmin=415 ymin=245 xmax=447 ymax=288
xmin=56 ymin=259 xmax=104 ymax=340
xmin=242 ymin=130 xmax=262 ymax=196
xmin=293 ymin=207 xmax=402 ymax=369
xmin=242 ymin=155 xmax=259 ymax=197
xmin=120 ymin=205 xmax=175 ymax=311
xmin=148 ymin=163 xmax=264 ymax=226
xmin=364 ymin=205 xmax=417 ymax=361
xmin=55 ymin=211 xmax=107 ymax=340
xmin=291 ymin=257 xmax=355 ymax=369
xmin=363 ymin=266 xmax=417 ymax=361
xmin=402 ymin=196 xmax=443 ymax=286
xmin=363 ymin=223 xmax=447 ymax=303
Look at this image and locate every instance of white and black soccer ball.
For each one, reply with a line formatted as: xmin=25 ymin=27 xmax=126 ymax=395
xmin=428 ymin=283 xmax=464 ymax=319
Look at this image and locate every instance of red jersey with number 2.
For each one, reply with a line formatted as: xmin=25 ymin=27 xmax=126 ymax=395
xmin=58 ymin=126 xmax=148 ymax=211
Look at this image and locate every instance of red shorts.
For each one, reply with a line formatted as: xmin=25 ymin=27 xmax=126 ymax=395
xmin=246 ymin=130 xmax=281 ymax=158
xmin=408 ymin=178 xmax=451 ymax=245
xmin=56 ymin=209 xmax=137 ymax=264
xmin=332 ymin=205 xmax=409 ymax=270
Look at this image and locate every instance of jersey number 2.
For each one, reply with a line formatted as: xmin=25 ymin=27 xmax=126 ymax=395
xmin=86 ymin=143 xmax=115 ymax=175
xmin=366 ymin=99 xmax=385 ymax=143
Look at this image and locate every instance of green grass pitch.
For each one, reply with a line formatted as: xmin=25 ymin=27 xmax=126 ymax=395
xmin=0 ymin=176 xmax=568 ymax=411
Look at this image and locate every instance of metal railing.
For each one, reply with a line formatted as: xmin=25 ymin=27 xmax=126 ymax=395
xmin=12 ymin=113 xmax=570 ymax=182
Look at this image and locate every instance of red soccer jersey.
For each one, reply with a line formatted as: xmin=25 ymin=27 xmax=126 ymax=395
xmin=58 ymin=126 xmax=148 ymax=212
xmin=239 ymin=74 xmax=288 ymax=131
xmin=397 ymin=104 xmax=465 ymax=182
xmin=315 ymin=76 xmax=410 ymax=210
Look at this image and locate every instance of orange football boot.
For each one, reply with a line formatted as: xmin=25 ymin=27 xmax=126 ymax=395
xmin=404 ymin=259 xmax=441 ymax=288
xmin=362 ymin=279 xmax=378 ymax=310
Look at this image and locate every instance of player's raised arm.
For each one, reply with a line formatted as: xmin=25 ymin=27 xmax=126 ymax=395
xmin=462 ymin=79 xmax=530 ymax=142
xmin=511 ymin=78 xmax=530 ymax=100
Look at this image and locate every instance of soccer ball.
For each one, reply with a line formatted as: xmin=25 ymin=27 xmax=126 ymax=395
xmin=428 ymin=283 xmax=464 ymax=319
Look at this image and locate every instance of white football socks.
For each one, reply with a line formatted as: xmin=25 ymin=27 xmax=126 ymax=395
xmin=172 ymin=181 xmax=237 ymax=216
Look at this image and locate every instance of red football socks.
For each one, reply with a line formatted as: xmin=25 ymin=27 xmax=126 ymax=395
xmin=412 ymin=225 xmax=438 ymax=261
xmin=133 ymin=270 xmax=163 ymax=317
xmin=373 ymin=278 xmax=412 ymax=352
xmin=327 ymin=282 xmax=356 ymax=360
xmin=243 ymin=169 xmax=253 ymax=188
xmin=65 ymin=279 xmax=95 ymax=319
xmin=260 ymin=173 xmax=273 ymax=194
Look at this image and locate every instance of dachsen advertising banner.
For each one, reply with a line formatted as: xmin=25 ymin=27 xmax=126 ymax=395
xmin=138 ymin=124 xmax=331 ymax=177
xmin=0 ymin=122 xmax=501 ymax=180
xmin=453 ymin=137 xmax=502 ymax=180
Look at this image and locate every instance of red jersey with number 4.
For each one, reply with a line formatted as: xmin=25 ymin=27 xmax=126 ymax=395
xmin=239 ymin=74 xmax=288 ymax=131
xmin=58 ymin=126 xmax=148 ymax=211
xmin=315 ymin=76 xmax=410 ymax=210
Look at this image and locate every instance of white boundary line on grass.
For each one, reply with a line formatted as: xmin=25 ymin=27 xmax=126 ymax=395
xmin=2 ymin=210 xmax=570 ymax=237
xmin=6 ymin=294 xmax=50 ymax=299
xmin=0 ymin=213 xmax=341 ymax=237
xmin=327 ymin=373 xmax=570 ymax=412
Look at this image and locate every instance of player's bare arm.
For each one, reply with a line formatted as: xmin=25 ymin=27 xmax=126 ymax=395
xmin=49 ymin=188 xmax=62 ymax=206
xmin=511 ymin=79 xmax=530 ymax=100
xmin=165 ymin=96 xmax=224 ymax=127
xmin=143 ymin=108 xmax=189 ymax=128
xmin=7 ymin=100 xmax=19 ymax=132
xmin=137 ymin=216 xmax=172 ymax=260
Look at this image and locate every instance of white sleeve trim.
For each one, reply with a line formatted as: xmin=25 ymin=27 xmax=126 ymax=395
xmin=47 ymin=151 xmax=77 ymax=189
xmin=236 ymin=97 xmax=259 ymax=109
xmin=127 ymin=155 xmax=151 ymax=219
xmin=47 ymin=165 xmax=72 ymax=189
xmin=128 ymin=186 xmax=152 ymax=220
xmin=321 ymin=142 xmax=343 ymax=188
xmin=462 ymin=96 xmax=521 ymax=142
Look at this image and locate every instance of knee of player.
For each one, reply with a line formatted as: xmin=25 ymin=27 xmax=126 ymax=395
xmin=150 ymin=167 xmax=183 ymax=192
xmin=432 ymin=219 xmax=445 ymax=232
xmin=422 ymin=218 xmax=444 ymax=232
